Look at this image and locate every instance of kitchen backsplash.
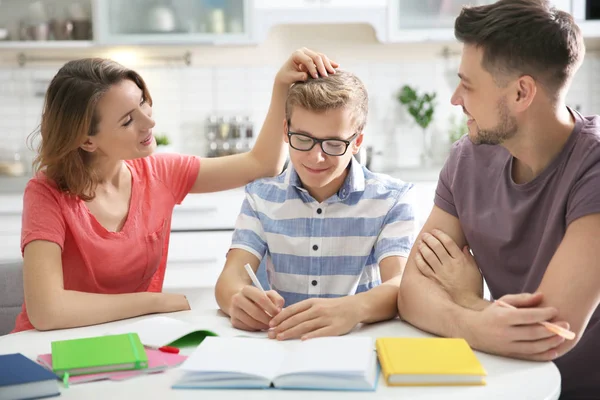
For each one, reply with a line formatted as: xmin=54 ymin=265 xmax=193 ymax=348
xmin=0 ymin=24 xmax=598 ymax=173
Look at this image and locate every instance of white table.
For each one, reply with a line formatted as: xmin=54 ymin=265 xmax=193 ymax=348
xmin=0 ymin=289 xmax=561 ymax=400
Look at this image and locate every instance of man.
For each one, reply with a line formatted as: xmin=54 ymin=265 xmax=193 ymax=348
xmin=397 ymin=1 xmax=600 ymax=398
xmin=215 ymin=70 xmax=415 ymax=340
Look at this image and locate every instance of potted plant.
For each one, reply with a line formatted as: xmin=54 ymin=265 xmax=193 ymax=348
xmin=154 ymin=133 xmax=173 ymax=153
xmin=448 ymin=114 xmax=468 ymax=144
xmin=397 ymin=85 xmax=437 ymax=166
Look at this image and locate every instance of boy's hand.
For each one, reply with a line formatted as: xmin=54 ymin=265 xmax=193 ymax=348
xmin=229 ymin=286 xmax=284 ymax=331
xmin=267 ymin=297 xmax=360 ymax=340
xmin=275 ymin=47 xmax=339 ymax=87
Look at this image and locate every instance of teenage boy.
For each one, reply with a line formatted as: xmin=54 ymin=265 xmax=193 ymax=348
xmin=215 ymin=70 xmax=415 ymax=341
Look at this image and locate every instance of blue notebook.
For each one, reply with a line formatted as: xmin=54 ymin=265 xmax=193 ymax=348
xmin=0 ymin=353 xmax=60 ymax=400
xmin=172 ymin=336 xmax=378 ymax=391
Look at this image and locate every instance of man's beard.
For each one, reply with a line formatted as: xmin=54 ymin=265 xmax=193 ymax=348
xmin=471 ymin=97 xmax=518 ymax=145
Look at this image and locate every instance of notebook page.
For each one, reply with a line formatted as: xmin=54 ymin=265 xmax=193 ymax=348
xmin=184 ymin=316 xmax=269 ymax=339
xmin=106 ymin=316 xmax=268 ymax=347
xmin=276 ymin=336 xmax=374 ymax=377
xmin=106 ymin=316 xmax=195 ymax=348
xmin=180 ymin=337 xmax=287 ymax=381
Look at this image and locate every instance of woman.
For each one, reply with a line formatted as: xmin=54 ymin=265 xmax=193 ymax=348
xmin=12 ymin=48 xmax=337 ymax=332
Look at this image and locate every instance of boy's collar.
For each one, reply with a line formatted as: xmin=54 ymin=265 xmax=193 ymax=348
xmin=284 ymin=157 xmax=365 ymax=200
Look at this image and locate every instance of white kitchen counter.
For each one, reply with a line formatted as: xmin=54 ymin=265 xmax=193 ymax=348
xmin=0 ymin=193 xmax=23 ymax=213
xmin=0 ymin=176 xmax=29 ymax=194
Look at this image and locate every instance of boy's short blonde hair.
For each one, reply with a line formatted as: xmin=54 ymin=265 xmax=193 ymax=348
xmin=285 ymin=70 xmax=368 ymax=133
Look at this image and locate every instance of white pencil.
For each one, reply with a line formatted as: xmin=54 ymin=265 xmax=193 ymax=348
xmin=244 ymin=263 xmax=265 ymax=292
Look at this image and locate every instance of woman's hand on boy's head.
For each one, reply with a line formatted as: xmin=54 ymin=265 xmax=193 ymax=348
xmin=275 ymin=48 xmax=338 ymax=86
xmin=267 ymin=297 xmax=360 ymax=341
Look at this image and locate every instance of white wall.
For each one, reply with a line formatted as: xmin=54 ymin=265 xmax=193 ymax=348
xmin=0 ymin=23 xmax=598 ymax=172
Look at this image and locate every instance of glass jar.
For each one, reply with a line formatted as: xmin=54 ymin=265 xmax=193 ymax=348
xmin=0 ymin=147 xmax=26 ymax=177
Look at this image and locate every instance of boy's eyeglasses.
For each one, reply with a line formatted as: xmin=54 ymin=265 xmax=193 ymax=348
xmin=287 ymin=131 xmax=359 ymax=156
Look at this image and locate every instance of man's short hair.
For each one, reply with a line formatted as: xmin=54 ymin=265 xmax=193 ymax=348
xmin=455 ymin=0 xmax=585 ymax=96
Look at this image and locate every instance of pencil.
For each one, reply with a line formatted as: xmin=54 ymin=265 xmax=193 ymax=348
xmin=495 ymin=299 xmax=575 ymax=340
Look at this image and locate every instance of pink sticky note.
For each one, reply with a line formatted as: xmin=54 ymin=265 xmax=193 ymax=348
xmin=37 ymin=348 xmax=187 ymax=385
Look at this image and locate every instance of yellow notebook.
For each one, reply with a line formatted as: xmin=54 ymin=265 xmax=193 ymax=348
xmin=376 ymin=337 xmax=487 ymax=386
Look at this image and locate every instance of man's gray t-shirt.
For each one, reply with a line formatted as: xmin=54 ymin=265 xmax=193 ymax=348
xmin=435 ymin=109 xmax=600 ymax=399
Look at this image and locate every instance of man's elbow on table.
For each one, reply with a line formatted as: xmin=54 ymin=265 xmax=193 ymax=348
xmin=396 ymin=273 xmax=418 ymax=322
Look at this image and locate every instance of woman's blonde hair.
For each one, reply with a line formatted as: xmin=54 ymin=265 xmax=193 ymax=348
xmin=285 ymin=70 xmax=368 ymax=132
xmin=30 ymin=58 xmax=152 ymax=201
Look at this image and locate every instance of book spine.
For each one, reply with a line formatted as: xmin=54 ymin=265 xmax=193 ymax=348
xmin=375 ymin=339 xmax=391 ymax=383
xmin=128 ymin=333 xmax=143 ymax=369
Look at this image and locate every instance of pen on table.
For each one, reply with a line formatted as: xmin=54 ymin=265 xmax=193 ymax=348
xmin=495 ymin=299 xmax=576 ymax=340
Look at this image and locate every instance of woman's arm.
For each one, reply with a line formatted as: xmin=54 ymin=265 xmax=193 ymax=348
xmin=23 ymin=240 xmax=189 ymax=331
xmin=189 ymin=48 xmax=338 ymax=194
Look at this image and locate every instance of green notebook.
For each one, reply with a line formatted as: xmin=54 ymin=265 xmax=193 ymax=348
xmin=51 ymin=333 xmax=148 ymax=377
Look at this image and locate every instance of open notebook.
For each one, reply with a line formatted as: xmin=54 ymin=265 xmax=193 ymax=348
xmin=106 ymin=315 xmax=267 ymax=349
xmin=172 ymin=336 xmax=378 ymax=391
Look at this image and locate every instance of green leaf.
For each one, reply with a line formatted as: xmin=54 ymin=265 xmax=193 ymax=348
xmin=397 ymin=85 xmax=437 ymax=130
xmin=155 ymin=134 xmax=170 ymax=146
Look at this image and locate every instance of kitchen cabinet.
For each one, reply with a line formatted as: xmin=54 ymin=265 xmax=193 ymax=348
xmin=320 ymin=0 xmax=388 ymax=8
xmin=253 ymin=0 xmax=387 ymax=42
xmin=0 ymin=194 xmax=23 ymax=262
xmin=164 ymin=188 xmax=245 ymax=289
xmin=553 ymin=0 xmax=572 ymax=12
xmin=0 ymin=0 xmax=94 ymax=49
xmin=254 ymin=0 xmax=387 ymax=8
xmin=0 ymin=232 xmax=20 ymax=261
xmin=254 ymin=0 xmax=321 ymax=9
xmin=164 ymin=231 xmax=233 ymax=289
xmin=0 ymin=0 xmax=595 ymax=51
xmin=572 ymin=0 xmax=600 ymax=38
xmin=572 ymin=0 xmax=595 ymax=19
xmin=387 ymin=0 xmax=578 ymax=43
xmin=171 ymin=188 xmax=245 ymax=230
xmin=388 ymin=0 xmax=495 ymax=43
xmin=94 ymin=0 xmax=253 ymax=45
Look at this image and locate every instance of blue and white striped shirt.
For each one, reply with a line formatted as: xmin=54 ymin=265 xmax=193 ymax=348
xmin=230 ymin=157 xmax=415 ymax=306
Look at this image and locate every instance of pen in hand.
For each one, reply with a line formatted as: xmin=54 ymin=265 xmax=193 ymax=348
xmin=244 ymin=263 xmax=265 ymax=292
xmin=244 ymin=263 xmax=276 ymax=318
xmin=495 ymin=299 xmax=576 ymax=340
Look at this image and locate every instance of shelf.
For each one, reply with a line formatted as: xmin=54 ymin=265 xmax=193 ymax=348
xmin=94 ymin=33 xmax=252 ymax=46
xmin=0 ymin=40 xmax=95 ymax=49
